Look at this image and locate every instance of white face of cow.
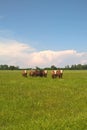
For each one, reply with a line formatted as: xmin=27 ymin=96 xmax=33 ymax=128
xmin=54 ymin=70 xmax=57 ymax=74
xmin=60 ymin=70 xmax=63 ymax=73
xmin=44 ymin=70 xmax=47 ymax=73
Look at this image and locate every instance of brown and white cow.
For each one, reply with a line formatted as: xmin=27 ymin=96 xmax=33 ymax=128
xmin=51 ymin=69 xmax=63 ymax=78
xmin=42 ymin=70 xmax=48 ymax=77
xmin=22 ymin=70 xmax=27 ymax=77
xmin=29 ymin=69 xmax=48 ymax=77
xmin=51 ymin=70 xmax=57 ymax=78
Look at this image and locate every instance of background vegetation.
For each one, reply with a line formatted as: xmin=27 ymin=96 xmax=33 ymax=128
xmin=0 ymin=70 xmax=87 ymax=130
xmin=0 ymin=64 xmax=87 ymax=70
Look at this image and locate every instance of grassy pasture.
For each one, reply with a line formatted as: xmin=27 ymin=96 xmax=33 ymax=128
xmin=0 ymin=70 xmax=87 ymax=130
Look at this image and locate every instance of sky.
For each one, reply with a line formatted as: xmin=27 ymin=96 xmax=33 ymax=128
xmin=0 ymin=0 xmax=87 ymax=68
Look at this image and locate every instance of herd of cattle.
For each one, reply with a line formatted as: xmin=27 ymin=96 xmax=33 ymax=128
xmin=22 ymin=69 xmax=63 ymax=79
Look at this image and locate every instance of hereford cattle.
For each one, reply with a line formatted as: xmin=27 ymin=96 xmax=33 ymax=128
xmin=29 ymin=69 xmax=48 ymax=77
xmin=35 ymin=69 xmax=43 ymax=77
xmin=42 ymin=70 xmax=48 ymax=77
xmin=29 ymin=70 xmax=36 ymax=76
xmin=52 ymin=69 xmax=63 ymax=79
xmin=22 ymin=70 xmax=27 ymax=77
xmin=51 ymin=70 xmax=57 ymax=78
xmin=60 ymin=69 xmax=63 ymax=78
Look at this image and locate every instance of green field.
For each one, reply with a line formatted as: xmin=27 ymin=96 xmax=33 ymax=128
xmin=0 ymin=70 xmax=87 ymax=130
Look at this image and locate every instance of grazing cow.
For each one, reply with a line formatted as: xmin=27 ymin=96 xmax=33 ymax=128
xmin=22 ymin=70 xmax=27 ymax=77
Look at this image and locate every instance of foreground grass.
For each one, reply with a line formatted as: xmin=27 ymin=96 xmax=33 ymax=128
xmin=0 ymin=70 xmax=87 ymax=130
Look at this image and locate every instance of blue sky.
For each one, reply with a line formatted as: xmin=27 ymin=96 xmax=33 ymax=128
xmin=0 ymin=0 xmax=87 ymax=68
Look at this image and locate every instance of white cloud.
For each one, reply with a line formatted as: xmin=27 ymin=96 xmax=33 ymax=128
xmin=0 ymin=40 xmax=87 ymax=68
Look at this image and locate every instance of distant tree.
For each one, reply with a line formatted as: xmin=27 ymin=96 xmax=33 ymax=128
xmin=15 ymin=66 xmax=19 ymax=70
xmin=51 ymin=65 xmax=57 ymax=70
xmin=76 ymin=64 xmax=82 ymax=70
xmin=0 ymin=64 xmax=9 ymax=70
xmin=9 ymin=65 xmax=19 ymax=70
xmin=9 ymin=66 xmax=15 ymax=70
xmin=35 ymin=66 xmax=41 ymax=70
xmin=4 ymin=64 xmax=9 ymax=70
xmin=71 ymin=64 xmax=77 ymax=70
xmin=65 ymin=65 xmax=70 ymax=69
xmin=83 ymin=64 xmax=87 ymax=70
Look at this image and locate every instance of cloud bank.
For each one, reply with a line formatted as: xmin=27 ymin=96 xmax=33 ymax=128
xmin=0 ymin=40 xmax=87 ymax=68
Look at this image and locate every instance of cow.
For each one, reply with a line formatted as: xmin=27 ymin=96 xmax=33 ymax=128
xmin=22 ymin=70 xmax=27 ymax=77
xmin=29 ymin=69 xmax=48 ymax=77
xmin=29 ymin=69 xmax=36 ymax=76
xmin=51 ymin=69 xmax=63 ymax=79
xmin=35 ymin=70 xmax=43 ymax=77
xmin=56 ymin=69 xmax=63 ymax=78
xmin=42 ymin=70 xmax=48 ymax=77
xmin=60 ymin=69 xmax=63 ymax=78
xmin=51 ymin=70 xmax=57 ymax=78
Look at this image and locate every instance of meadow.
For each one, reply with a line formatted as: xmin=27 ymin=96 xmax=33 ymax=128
xmin=0 ymin=70 xmax=87 ymax=130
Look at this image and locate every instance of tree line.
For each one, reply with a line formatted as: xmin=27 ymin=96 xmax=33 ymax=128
xmin=0 ymin=65 xmax=19 ymax=70
xmin=44 ymin=64 xmax=87 ymax=70
xmin=0 ymin=64 xmax=87 ymax=70
xmin=65 ymin=64 xmax=87 ymax=70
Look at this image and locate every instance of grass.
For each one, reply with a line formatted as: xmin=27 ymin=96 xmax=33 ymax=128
xmin=0 ymin=70 xmax=87 ymax=130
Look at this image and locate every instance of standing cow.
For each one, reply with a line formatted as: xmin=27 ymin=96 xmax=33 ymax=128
xmin=57 ymin=69 xmax=63 ymax=78
xmin=60 ymin=69 xmax=63 ymax=78
xmin=51 ymin=70 xmax=57 ymax=78
xmin=22 ymin=70 xmax=27 ymax=77
xmin=43 ymin=70 xmax=48 ymax=77
xmin=29 ymin=69 xmax=36 ymax=76
xmin=29 ymin=69 xmax=48 ymax=77
xmin=51 ymin=69 xmax=63 ymax=79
